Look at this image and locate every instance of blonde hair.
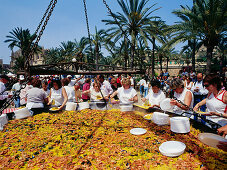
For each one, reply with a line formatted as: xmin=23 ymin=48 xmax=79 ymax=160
xmin=122 ymin=78 xmax=131 ymax=86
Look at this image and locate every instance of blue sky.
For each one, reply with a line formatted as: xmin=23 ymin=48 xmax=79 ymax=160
xmin=0 ymin=0 xmax=192 ymax=64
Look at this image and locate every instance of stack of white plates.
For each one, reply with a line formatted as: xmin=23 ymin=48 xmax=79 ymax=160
xmin=14 ymin=108 xmax=32 ymax=120
xmin=0 ymin=114 xmax=8 ymax=130
xmin=152 ymin=112 xmax=170 ymax=125
xmin=170 ymin=117 xmax=190 ymax=133
xmin=78 ymin=102 xmax=89 ymax=111
xmin=65 ymin=102 xmax=77 ymax=111
xmin=159 ymin=141 xmax=186 ymax=157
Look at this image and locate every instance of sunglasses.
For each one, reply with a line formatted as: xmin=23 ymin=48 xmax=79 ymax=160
xmin=204 ymin=84 xmax=209 ymax=87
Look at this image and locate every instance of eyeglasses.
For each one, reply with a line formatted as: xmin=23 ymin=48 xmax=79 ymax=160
xmin=204 ymin=84 xmax=209 ymax=87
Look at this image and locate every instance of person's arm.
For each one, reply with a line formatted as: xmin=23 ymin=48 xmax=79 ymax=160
xmin=82 ymin=89 xmax=90 ymax=95
xmin=110 ymin=90 xmax=118 ymax=99
xmin=47 ymin=89 xmax=52 ymax=105
xmin=170 ymin=91 xmax=192 ymax=110
xmin=129 ymin=95 xmax=138 ymax=102
xmin=59 ymin=87 xmax=68 ymax=110
xmin=193 ymin=98 xmax=206 ymax=111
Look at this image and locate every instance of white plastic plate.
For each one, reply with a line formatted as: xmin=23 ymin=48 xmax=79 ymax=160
xmin=198 ymin=133 xmax=227 ymax=149
xmin=159 ymin=141 xmax=186 ymax=157
xmin=160 ymin=98 xmax=174 ymax=111
xmin=130 ymin=128 xmax=147 ymax=135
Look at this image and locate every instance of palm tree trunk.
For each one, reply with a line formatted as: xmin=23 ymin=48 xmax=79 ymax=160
xmin=192 ymin=39 xmax=196 ymax=71
xmin=152 ymin=37 xmax=155 ymax=78
xmin=130 ymin=42 xmax=135 ymax=70
xmin=206 ymin=45 xmax=213 ymax=74
xmin=159 ymin=55 xmax=163 ymax=71
xmin=95 ymin=45 xmax=99 ymax=71
xmin=166 ymin=57 xmax=169 ymax=71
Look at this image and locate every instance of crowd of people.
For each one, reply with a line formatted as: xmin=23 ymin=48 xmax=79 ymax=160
xmin=0 ymin=70 xmax=227 ymax=150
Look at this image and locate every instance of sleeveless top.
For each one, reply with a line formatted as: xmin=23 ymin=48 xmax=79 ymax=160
xmin=206 ymin=90 xmax=227 ymax=114
xmin=185 ymin=82 xmax=193 ymax=89
xmin=51 ymin=88 xmax=64 ymax=106
xmin=64 ymin=86 xmax=75 ymax=102
xmin=173 ymin=88 xmax=194 ymax=113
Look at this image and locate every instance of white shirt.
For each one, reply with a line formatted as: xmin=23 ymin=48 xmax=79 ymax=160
xmin=90 ymin=88 xmax=108 ymax=101
xmin=51 ymin=88 xmax=64 ymax=106
xmin=0 ymin=81 xmax=8 ymax=100
xmin=130 ymin=78 xmax=134 ymax=86
xmin=11 ymin=82 xmax=21 ymax=94
xmin=145 ymin=90 xmax=166 ymax=106
xmin=173 ymin=88 xmax=194 ymax=113
xmin=64 ymin=86 xmax=75 ymax=102
xmin=117 ymin=87 xmax=137 ymax=104
xmin=144 ymin=81 xmax=149 ymax=88
xmin=137 ymin=79 xmax=146 ymax=86
xmin=191 ymin=81 xmax=208 ymax=95
xmin=102 ymin=80 xmax=113 ymax=95
xmin=68 ymin=80 xmax=77 ymax=87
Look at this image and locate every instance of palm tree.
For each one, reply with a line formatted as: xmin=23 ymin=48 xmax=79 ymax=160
xmin=171 ymin=0 xmax=227 ymax=74
xmin=59 ymin=41 xmax=76 ymax=62
xmin=74 ymin=37 xmax=89 ymax=62
xmin=102 ymin=0 xmax=160 ymax=69
xmin=91 ymin=27 xmax=106 ymax=70
xmin=5 ymin=27 xmax=41 ymax=69
xmin=44 ymin=48 xmax=64 ymax=64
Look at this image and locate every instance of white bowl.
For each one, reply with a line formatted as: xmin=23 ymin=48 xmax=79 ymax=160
xmin=14 ymin=108 xmax=32 ymax=119
xmin=170 ymin=117 xmax=190 ymax=133
xmin=152 ymin=112 xmax=170 ymax=125
xmin=130 ymin=128 xmax=147 ymax=135
xmin=65 ymin=102 xmax=77 ymax=111
xmin=159 ymin=141 xmax=186 ymax=157
xmin=78 ymin=102 xmax=89 ymax=111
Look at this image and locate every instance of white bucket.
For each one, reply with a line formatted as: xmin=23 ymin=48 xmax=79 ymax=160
xmin=152 ymin=112 xmax=170 ymax=125
xmin=78 ymin=102 xmax=89 ymax=111
xmin=14 ymin=108 xmax=32 ymax=120
xmin=0 ymin=114 xmax=8 ymax=130
xmin=170 ymin=117 xmax=190 ymax=133
xmin=65 ymin=102 xmax=77 ymax=111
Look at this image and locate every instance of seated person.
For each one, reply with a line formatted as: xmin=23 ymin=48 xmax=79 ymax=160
xmin=142 ymin=80 xmax=166 ymax=108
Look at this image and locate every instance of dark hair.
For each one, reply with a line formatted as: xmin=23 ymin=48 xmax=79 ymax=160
xmin=204 ymin=74 xmax=222 ymax=91
xmin=85 ymin=78 xmax=91 ymax=83
xmin=31 ymin=79 xmax=41 ymax=88
xmin=186 ymin=77 xmax=192 ymax=82
xmin=151 ymin=80 xmax=161 ymax=88
xmin=61 ymin=78 xmax=69 ymax=86
xmin=99 ymin=75 xmax=104 ymax=79
xmin=42 ymin=80 xmax=48 ymax=86
xmin=52 ymin=79 xmax=62 ymax=89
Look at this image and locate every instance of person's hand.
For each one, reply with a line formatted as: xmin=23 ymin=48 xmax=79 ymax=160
xmin=110 ymin=95 xmax=114 ymax=99
xmin=47 ymin=102 xmax=51 ymax=106
xmin=141 ymin=98 xmax=146 ymax=102
xmin=152 ymin=104 xmax=160 ymax=108
xmin=217 ymin=141 xmax=227 ymax=152
xmin=193 ymin=104 xmax=200 ymax=112
xmin=58 ymin=106 xmax=64 ymax=110
xmin=129 ymin=98 xmax=134 ymax=102
xmin=170 ymin=99 xmax=177 ymax=106
xmin=217 ymin=125 xmax=227 ymax=137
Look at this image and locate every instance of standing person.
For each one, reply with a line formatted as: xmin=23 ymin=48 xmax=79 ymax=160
xmin=181 ymin=68 xmax=188 ymax=77
xmin=117 ymin=74 xmax=122 ymax=87
xmin=128 ymin=75 xmax=134 ymax=87
xmin=194 ymin=74 xmax=227 ymax=127
xmin=0 ymin=75 xmax=10 ymax=108
xmin=61 ymin=78 xmax=76 ymax=102
xmin=184 ymin=77 xmax=193 ymax=90
xmin=137 ymin=77 xmax=145 ymax=97
xmin=41 ymin=80 xmax=50 ymax=97
xmin=110 ymin=78 xmax=138 ymax=104
xmin=163 ymin=69 xmax=169 ymax=78
xmin=169 ymin=78 xmax=194 ymax=114
xmin=26 ymin=79 xmax=48 ymax=110
xmin=67 ymin=75 xmax=75 ymax=87
xmin=82 ymin=78 xmax=91 ymax=102
xmin=11 ymin=77 xmax=24 ymax=108
xmin=97 ymin=75 xmax=113 ymax=96
xmin=191 ymin=73 xmax=208 ymax=112
xmin=190 ymin=70 xmax=196 ymax=82
xmin=74 ymin=83 xmax=82 ymax=102
xmin=110 ymin=78 xmax=120 ymax=99
xmin=142 ymin=80 xmax=166 ymax=107
xmin=143 ymin=77 xmax=149 ymax=97
xmin=48 ymin=79 xmax=68 ymax=110
xmin=20 ymin=78 xmax=33 ymax=106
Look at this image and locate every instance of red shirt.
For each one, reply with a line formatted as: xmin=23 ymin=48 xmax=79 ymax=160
xmin=82 ymin=83 xmax=90 ymax=100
